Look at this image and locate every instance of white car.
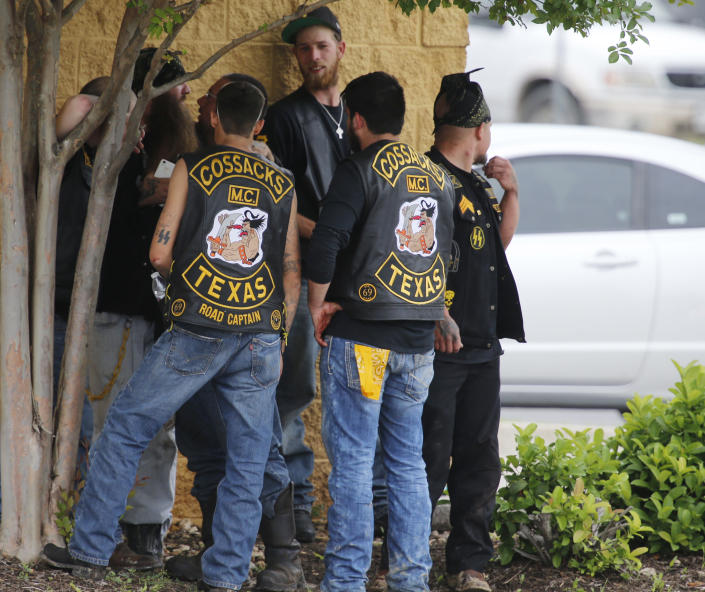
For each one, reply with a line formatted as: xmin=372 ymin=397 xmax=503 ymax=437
xmin=467 ymin=1 xmax=705 ymax=137
xmin=486 ymin=124 xmax=705 ymax=407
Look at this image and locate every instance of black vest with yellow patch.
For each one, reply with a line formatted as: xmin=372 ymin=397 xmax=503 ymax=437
xmin=166 ymin=145 xmax=294 ymax=333
xmin=328 ymin=140 xmax=455 ymax=321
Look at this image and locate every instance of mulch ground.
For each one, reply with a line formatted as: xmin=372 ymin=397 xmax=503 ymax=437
xmin=3 ymin=516 xmax=705 ymax=591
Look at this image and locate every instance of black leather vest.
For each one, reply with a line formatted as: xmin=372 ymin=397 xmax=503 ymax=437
xmin=166 ymin=145 xmax=294 ymax=333
xmin=328 ymin=140 xmax=455 ymax=321
xmin=430 ymin=148 xmax=525 ymax=345
xmin=264 ymin=87 xmax=348 ymax=216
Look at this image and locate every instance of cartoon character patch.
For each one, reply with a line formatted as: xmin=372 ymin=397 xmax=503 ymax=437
xmin=206 ymin=208 xmax=268 ymax=267
xmin=395 ymin=197 xmax=438 ymax=257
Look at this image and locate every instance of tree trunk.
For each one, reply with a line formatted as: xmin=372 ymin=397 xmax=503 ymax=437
xmin=0 ymin=1 xmax=45 ymax=562
xmin=32 ymin=6 xmax=63 ymax=547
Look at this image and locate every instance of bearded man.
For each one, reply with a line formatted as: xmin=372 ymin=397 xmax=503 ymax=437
xmin=258 ymin=5 xmax=351 ymax=543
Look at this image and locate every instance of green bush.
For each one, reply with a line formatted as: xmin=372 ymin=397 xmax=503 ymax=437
xmin=494 ymin=425 xmax=646 ymax=575
xmin=610 ymin=361 xmax=705 ymax=554
xmin=495 ymin=361 xmax=705 ymax=573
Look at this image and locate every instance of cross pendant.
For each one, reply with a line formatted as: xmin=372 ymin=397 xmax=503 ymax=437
xmin=336 ymin=126 xmax=344 ymax=140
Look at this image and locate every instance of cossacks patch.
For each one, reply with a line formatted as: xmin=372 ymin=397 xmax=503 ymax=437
xmin=395 ymin=197 xmax=438 ymax=257
xmin=206 ymin=208 xmax=268 ymax=267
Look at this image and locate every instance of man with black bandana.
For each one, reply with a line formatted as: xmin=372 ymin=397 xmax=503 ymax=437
xmin=423 ymin=72 xmax=525 ymax=592
xmin=259 ymin=5 xmax=350 ymax=543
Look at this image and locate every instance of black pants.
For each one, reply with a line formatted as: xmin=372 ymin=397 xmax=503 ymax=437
xmin=422 ymin=357 xmax=501 ymax=574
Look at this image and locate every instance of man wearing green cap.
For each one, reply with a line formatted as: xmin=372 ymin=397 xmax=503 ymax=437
xmin=423 ymin=72 xmax=525 ymax=592
xmin=259 ymin=5 xmax=350 ymax=543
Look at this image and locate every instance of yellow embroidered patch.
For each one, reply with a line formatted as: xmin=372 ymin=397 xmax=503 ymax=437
xmin=354 ymin=344 xmax=390 ymax=401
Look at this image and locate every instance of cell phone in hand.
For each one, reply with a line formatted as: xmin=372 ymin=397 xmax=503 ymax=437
xmin=154 ymin=159 xmax=175 ymax=179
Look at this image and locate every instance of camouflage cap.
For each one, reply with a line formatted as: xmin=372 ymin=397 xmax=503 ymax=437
xmin=132 ymin=48 xmax=186 ymax=94
xmin=433 ymin=69 xmax=490 ymax=133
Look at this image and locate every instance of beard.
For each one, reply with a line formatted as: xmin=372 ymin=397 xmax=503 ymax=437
xmin=300 ymin=59 xmax=340 ymax=91
xmin=349 ymin=129 xmax=361 ymax=153
xmin=474 ymin=152 xmax=488 ymax=166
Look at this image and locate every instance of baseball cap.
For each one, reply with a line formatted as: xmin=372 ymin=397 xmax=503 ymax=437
xmin=281 ymin=6 xmax=342 ymax=44
xmin=433 ymin=69 xmax=491 ymax=133
xmin=132 ymin=47 xmax=186 ymax=93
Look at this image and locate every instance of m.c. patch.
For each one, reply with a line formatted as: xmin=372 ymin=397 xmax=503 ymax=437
xmin=189 ymin=150 xmax=293 ymax=203
xmin=371 ymin=142 xmax=446 ymax=190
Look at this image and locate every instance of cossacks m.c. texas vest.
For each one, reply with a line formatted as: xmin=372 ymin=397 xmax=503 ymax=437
xmin=166 ymin=145 xmax=294 ymax=333
xmin=328 ymin=140 xmax=455 ymax=321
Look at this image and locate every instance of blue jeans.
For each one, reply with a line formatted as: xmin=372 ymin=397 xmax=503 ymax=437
xmin=175 ymin=381 xmax=291 ymax=519
xmin=320 ymin=336 xmax=434 ymax=592
xmin=276 ymin=281 xmax=316 ymax=510
xmin=69 ymin=325 xmax=281 ymax=590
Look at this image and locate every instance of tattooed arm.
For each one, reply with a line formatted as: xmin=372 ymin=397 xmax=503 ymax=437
xmin=149 ymin=158 xmax=188 ymax=276
xmin=434 ymin=308 xmax=463 ymax=353
xmin=282 ymin=193 xmax=301 ymax=334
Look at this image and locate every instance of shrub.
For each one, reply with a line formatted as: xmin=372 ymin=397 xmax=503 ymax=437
xmin=494 ymin=425 xmax=647 ymax=575
xmin=609 ymin=361 xmax=705 ymax=554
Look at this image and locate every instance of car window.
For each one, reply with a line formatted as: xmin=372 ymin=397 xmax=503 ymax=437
xmin=501 ymin=155 xmax=634 ymax=234
xmin=646 ymin=165 xmax=705 ymax=229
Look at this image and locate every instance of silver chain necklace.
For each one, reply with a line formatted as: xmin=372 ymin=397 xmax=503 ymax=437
xmin=321 ymin=97 xmax=345 ymax=140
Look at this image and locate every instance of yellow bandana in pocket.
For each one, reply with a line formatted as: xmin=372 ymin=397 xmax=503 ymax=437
xmin=353 ymin=344 xmax=390 ymax=401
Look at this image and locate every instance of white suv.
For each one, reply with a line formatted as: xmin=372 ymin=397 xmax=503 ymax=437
xmin=467 ymin=1 xmax=705 ymax=137
xmin=487 ymin=124 xmax=705 ymax=408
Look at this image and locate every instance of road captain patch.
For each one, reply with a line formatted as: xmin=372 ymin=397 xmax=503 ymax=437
xmin=206 ymin=208 xmax=267 ymax=267
xmin=396 ymin=198 xmax=438 ymax=257
xmin=372 ymin=142 xmax=446 ymax=190
xmin=190 ymin=151 xmax=293 ymax=203
xmin=375 ymin=252 xmax=445 ymax=305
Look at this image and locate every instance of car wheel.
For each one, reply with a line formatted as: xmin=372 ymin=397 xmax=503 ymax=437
xmin=519 ymin=83 xmax=584 ymax=124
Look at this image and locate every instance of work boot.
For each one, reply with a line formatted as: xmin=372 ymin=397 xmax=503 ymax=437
xmin=120 ymin=522 xmax=164 ymax=569
xmin=256 ymin=483 xmax=307 ymax=591
xmin=165 ymin=493 xmax=216 ymax=581
xmin=41 ymin=543 xmax=107 ymax=580
xmin=109 ymin=541 xmax=161 ymax=571
xmin=293 ymin=509 xmax=315 ymax=543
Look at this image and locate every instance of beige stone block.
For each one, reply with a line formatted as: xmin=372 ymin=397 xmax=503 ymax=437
xmin=227 ymin=0 xmax=297 ymax=44
xmin=422 ymin=6 xmax=469 ymax=47
xmin=335 ymin=0 xmax=420 ymax=46
xmin=62 ymin=0 xmax=124 ymax=39
xmin=370 ymin=47 xmax=465 ymax=109
xmin=58 ymin=38 xmax=80 ymax=99
xmin=337 ymin=45 xmax=373 ymax=88
xmin=180 ymin=1 xmax=229 ymax=45
xmin=269 ymin=43 xmax=301 ymax=101
xmin=77 ymin=39 xmax=116 ymax=88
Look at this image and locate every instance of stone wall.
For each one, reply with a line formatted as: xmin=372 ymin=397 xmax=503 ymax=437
xmin=58 ymin=0 xmax=468 ymax=523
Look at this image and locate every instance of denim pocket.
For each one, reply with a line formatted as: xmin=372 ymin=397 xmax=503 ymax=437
xmin=251 ymin=334 xmax=281 ymax=387
xmin=166 ymin=327 xmax=222 ymax=376
xmin=405 ymin=351 xmax=435 ymax=400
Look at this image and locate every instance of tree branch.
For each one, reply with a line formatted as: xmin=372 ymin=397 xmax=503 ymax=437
xmin=62 ymin=0 xmax=89 ymax=25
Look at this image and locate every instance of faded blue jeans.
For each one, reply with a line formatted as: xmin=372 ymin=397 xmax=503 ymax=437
xmin=320 ymin=336 xmax=434 ymax=592
xmin=175 ymin=381 xmax=291 ymax=519
xmin=69 ymin=324 xmax=281 ymax=590
xmin=276 ymin=281 xmax=316 ymax=511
